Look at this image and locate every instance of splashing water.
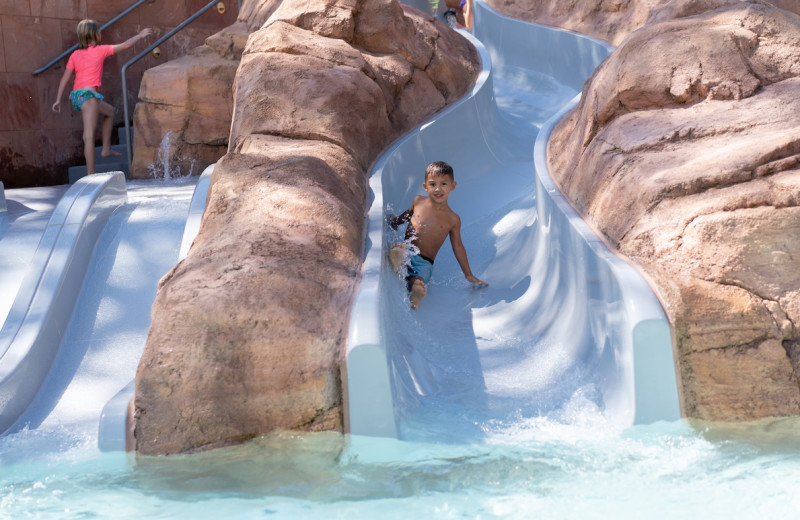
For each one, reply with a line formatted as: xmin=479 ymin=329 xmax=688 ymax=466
xmin=2 ymin=409 xmax=800 ymax=519
xmin=147 ymin=131 xmax=192 ymax=180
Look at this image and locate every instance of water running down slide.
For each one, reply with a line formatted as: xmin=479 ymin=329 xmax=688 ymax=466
xmin=345 ymin=2 xmax=681 ymax=442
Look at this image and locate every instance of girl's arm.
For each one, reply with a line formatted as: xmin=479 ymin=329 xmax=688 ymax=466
xmin=112 ymin=28 xmax=153 ymax=54
xmin=52 ymin=67 xmax=73 ymax=112
xmin=450 ymin=218 xmax=488 ymax=286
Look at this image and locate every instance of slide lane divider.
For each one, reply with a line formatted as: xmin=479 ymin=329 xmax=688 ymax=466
xmin=0 ymin=172 xmax=127 ymax=435
xmin=97 ymin=164 xmax=215 ymax=451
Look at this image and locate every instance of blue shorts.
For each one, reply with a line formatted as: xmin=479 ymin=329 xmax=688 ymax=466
xmin=407 ymin=254 xmax=434 ymax=290
xmin=69 ymin=88 xmax=104 ymax=111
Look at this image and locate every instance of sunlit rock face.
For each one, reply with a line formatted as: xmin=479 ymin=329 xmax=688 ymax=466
xmin=133 ymin=0 xmax=478 ymax=455
xmin=548 ymin=2 xmax=800 ymax=421
xmin=486 ymin=0 xmax=800 ymax=45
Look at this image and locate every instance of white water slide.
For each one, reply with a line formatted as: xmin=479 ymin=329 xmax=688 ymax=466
xmin=345 ymin=1 xmax=681 ymax=443
xmin=0 ymin=171 xmax=209 ymax=451
xmin=0 ymin=1 xmax=680 ymax=452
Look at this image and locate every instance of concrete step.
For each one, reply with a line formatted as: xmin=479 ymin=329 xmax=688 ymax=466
xmin=68 ymin=144 xmax=130 ymax=184
xmin=117 ymin=126 xmax=134 ymax=147
xmin=68 ymin=163 xmax=129 ymax=184
xmin=95 ymin=144 xmax=127 ymax=165
xmin=68 ymin=127 xmax=135 ymax=184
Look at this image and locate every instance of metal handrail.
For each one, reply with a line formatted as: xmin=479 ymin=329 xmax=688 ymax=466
xmin=32 ymin=0 xmax=154 ymax=76
xmin=121 ymin=0 xmax=240 ymax=170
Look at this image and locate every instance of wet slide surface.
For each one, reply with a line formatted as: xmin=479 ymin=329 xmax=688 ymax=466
xmin=0 ymin=178 xmax=197 ymax=454
xmin=382 ymin=61 xmax=584 ymax=442
xmin=347 ymin=1 xmax=680 ymax=443
xmin=382 ymin=76 xmax=576 ymax=443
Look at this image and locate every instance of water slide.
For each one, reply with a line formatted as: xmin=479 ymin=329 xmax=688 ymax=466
xmin=345 ymin=1 xmax=682 ymax=442
xmin=0 ymin=1 xmax=680 ymax=453
xmin=0 ymin=169 xmax=210 ymax=453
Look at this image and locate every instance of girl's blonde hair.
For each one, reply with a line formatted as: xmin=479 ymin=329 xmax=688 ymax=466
xmin=76 ymin=19 xmax=100 ymax=49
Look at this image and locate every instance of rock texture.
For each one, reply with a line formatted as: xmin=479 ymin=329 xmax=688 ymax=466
xmin=134 ymin=0 xmax=478 ymax=454
xmin=486 ymin=0 xmax=800 ymax=45
xmin=131 ymin=20 xmax=253 ymax=178
xmin=130 ymin=0 xmax=288 ymax=179
xmin=548 ymin=2 xmax=800 ymax=420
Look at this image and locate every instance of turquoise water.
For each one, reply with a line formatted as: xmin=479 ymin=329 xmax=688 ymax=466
xmin=2 ymin=405 xmax=799 ymax=519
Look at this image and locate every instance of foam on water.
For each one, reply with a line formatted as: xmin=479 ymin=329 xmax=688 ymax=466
xmin=2 ymin=410 xmax=799 ymax=519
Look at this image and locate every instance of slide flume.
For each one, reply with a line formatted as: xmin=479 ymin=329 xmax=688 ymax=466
xmin=345 ymin=1 xmax=681 ymax=443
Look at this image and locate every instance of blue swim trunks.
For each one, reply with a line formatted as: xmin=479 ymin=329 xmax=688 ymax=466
xmin=69 ymin=88 xmax=104 ymax=111
xmin=406 ymin=254 xmax=434 ymax=290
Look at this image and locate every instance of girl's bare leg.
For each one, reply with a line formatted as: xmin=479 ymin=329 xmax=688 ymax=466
xmin=81 ymin=97 xmax=100 ymax=175
xmin=98 ymin=101 xmax=121 ymax=157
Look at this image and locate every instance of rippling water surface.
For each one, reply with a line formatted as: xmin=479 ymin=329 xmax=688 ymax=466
xmin=2 ymin=407 xmax=799 ymax=519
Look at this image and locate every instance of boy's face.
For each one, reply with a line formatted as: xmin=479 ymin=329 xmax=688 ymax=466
xmin=423 ymin=173 xmax=456 ymax=204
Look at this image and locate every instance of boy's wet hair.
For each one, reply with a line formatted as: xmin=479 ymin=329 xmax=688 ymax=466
xmin=77 ymin=19 xmax=101 ymax=49
xmin=425 ymin=161 xmax=454 ymax=180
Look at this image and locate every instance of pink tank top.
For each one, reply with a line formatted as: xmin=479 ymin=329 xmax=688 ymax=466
xmin=66 ymin=44 xmax=114 ymax=91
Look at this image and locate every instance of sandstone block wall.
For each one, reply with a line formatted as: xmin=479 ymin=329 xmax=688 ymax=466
xmin=0 ymin=0 xmax=237 ymax=187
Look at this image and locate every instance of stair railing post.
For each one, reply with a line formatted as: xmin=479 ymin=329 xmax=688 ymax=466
xmin=122 ymin=0 xmax=240 ymax=172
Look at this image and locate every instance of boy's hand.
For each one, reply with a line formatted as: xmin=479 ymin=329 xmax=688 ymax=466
xmin=466 ymin=274 xmax=488 ymax=286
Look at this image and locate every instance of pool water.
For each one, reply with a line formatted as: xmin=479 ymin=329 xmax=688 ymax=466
xmin=2 ymin=401 xmax=798 ymax=519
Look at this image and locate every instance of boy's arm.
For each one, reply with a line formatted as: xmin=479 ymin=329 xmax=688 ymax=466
xmin=389 ymin=209 xmax=411 ymax=229
xmin=112 ymin=28 xmax=153 ymax=54
xmin=388 ymin=202 xmax=415 ymax=230
xmin=52 ymin=67 xmax=73 ymax=112
xmin=450 ymin=217 xmax=488 ymax=286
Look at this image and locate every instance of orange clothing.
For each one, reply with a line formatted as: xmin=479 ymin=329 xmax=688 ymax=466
xmin=66 ymin=44 xmax=114 ymax=91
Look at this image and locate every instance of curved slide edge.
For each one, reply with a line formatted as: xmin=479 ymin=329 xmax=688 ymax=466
xmin=346 ymin=2 xmax=681 ymax=439
xmin=0 ymin=172 xmax=127 ymax=435
xmin=97 ymin=164 xmax=215 ymax=452
xmin=533 ymin=97 xmax=682 ymax=424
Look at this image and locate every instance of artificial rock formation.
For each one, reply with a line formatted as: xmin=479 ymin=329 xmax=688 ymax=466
xmin=486 ymin=0 xmax=800 ymax=45
xmin=130 ymin=0 xmax=287 ymax=179
xmin=548 ymin=2 xmax=800 ymax=420
xmin=131 ymin=22 xmax=249 ymax=178
xmin=133 ymin=0 xmax=478 ymax=454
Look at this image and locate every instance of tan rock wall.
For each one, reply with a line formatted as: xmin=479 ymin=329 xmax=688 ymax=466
xmin=547 ymin=3 xmax=800 ymax=420
xmin=134 ymin=0 xmax=478 ymax=455
xmin=130 ymin=2 xmax=277 ymax=179
xmin=486 ymin=0 xmax=800 ymax=45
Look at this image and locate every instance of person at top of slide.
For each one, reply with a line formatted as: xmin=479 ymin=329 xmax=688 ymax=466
xmin=52 ymin=19 xmax=152 ymax=175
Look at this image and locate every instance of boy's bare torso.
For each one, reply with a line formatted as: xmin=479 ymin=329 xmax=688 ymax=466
xmin=400 ymin=195 xmax=460 ymax=260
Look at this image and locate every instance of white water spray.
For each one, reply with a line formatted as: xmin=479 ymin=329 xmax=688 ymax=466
xmin=148 ymin=131 xmax=181 ymax=179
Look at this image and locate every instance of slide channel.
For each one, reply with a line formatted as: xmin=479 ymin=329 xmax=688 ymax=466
xmin=345 ymin=1 xmax=681 ymax=443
